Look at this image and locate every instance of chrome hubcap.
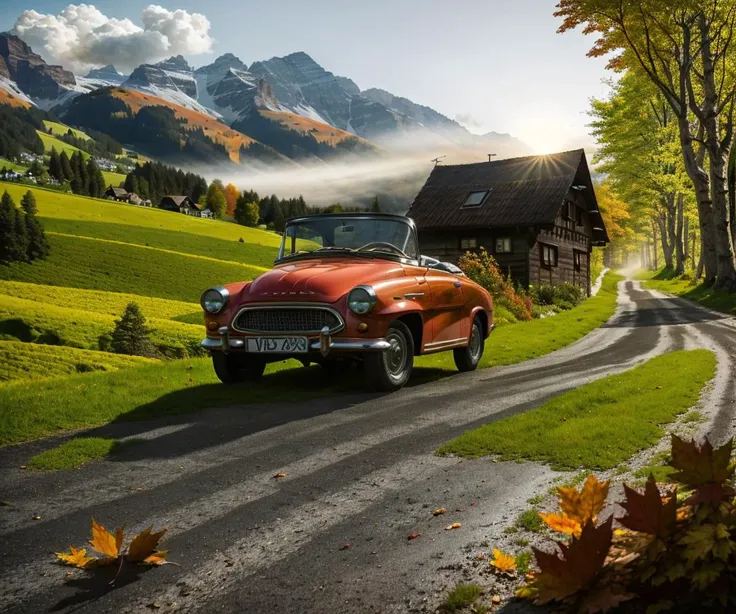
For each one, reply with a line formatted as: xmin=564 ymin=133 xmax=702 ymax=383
xmin=470 ymin=324 xmax=482 ymax=360
xmin=386 ymin=332 xmax=407 ymax=378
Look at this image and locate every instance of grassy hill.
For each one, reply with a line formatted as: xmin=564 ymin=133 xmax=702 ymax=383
xmin=36 ymin=130 xmax=89 ymax=158
xmin=42 ymin=120 xmax=90 ymax=141
xmin=102 ymin=171 xmax=127 ymax=187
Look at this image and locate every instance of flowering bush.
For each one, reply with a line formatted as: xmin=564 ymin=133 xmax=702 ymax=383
xmin=458 ymin=248 xmax=532 ymax=321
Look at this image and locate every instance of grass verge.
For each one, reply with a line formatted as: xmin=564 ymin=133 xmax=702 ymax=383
xmin=637 ymin=267 xmax=736 ymax=315
xmin=27 ymin=437 xmax=141 ymax=471
xmin=437 ymin=350 xmax=716 ymax=470
xmin=440 ymin=584 xmax=482 ymax=611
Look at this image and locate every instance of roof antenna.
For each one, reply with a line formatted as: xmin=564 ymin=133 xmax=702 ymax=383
xmin=431 ymin=156 xmax=446 ymax=167
xmin=487 ymin=153 xmax=497 ymax=162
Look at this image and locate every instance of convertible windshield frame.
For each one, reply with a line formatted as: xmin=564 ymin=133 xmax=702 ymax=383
xmin=276 ymin=213 xmax=420 ymax=265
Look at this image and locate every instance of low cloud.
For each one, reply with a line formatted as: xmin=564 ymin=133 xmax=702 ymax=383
xmin=12 ymin=4 xmax=213 ymax=73
xmin=454 ymin=112 xmax=485 ymax=131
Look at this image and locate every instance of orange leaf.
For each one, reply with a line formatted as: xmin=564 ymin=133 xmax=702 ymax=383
xmin=88 ymin=519 xmax=123 ymax=558
xmin=127 ymin=526 xmax=168 ymax=563
xmin=432 ymin=508 xmax=446 ymax=516
xmin=519 ymin=518 xmax=613 ymax=605
xmin=142 ymin=551 xmax=169 ymax=566
xmin=539 ymin=512 xmax=581 ymax=537
xmin=490 ymin=548 xmax=516 ymax=574
xmin=273 ymin=472 xmax=286 ymax=479
xmin=445 ymin=522 xmax=462 ymax=530
xmin=558 ymin=475 xmax=609 ymax=526
xmin=619 ymin=476 xmax=677 ymax=538
xmin=56 ymin=545 xmax=95 ymax=569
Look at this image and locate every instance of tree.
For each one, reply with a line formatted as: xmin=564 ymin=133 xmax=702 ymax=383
xmin=110 ymin=302 xmax=155 ymax=357
xmin=556 ymin=0 xmax=736 ymax=288
xmin=234 ymin=193 xmax=260 ymax=227
xmin=370 ymin=196 xmax=381 ymax=212
xmin=20 ymin=190 xmax=37 ymax=215
xmin=224 ymin=183 xmax=239 ymax=216
xmin=205 ymin=180 xmax=227 ymax=218
xmin=59 ymin=151 xmax=73 ymax=181
xmin=272 ymin=200 xmax=286 ymax=231
xmin=48 ymin=147 xmax=62 ymax=182
xmin=86 ymin=158 xmax=105 ymax=198
xmin=124 ymin=174 xmax=140 ymax=195
xmin=0 ymin=191 xmax=22 ymax=263
xmin=25 ymin=209 xmax=49 ymax=261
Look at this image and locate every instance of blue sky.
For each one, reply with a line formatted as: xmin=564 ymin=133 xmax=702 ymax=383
xmin=0 ymin=0 xmax=613 ymax=153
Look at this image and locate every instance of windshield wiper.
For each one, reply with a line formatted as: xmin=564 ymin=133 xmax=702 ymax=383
xmin=313 ymin=246 xmax=355 ymax=252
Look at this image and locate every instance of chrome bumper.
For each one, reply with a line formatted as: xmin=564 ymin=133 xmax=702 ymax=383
xmin=201 ymin=325 xmax=390 ymax=357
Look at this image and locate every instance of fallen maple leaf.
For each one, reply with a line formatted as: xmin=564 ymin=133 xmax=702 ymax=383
xmin=490 ymin=548 xmax=516 ymax=574
xmin=670 ymin=436 xmax=735 ymax=504
xmin=619 ymin=476 xmax=677 ymax=539
xmin=56 ymin=545 xmax=94 ymax=569
xmin=89 ymin=519 xmax=123 ymax=559
xmin=518 ymin=518 xmax=613 ymax=605
xmin=407 ymin=532 xmax=421 ymax=540
xmin=558 ymin=475 xmax=609 ymax=526
xmin=539 ymin=512 xmax=581 ymax=537
xmin=273 ymin=472 xmax=286 ymax=479
xmin=432 ymin=507 xmax=446 ymax=516
xmin=445 ymin=522 xmax=462 ymax=530
xmin=491 ymin=594 xmax=501 ymax=604
xmin=127 ymin=526 xmax=168 ymax=563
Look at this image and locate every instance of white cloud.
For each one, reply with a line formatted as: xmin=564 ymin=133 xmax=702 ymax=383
xmin=454 ymin=112 xmax=485 ymax=131
xmin=12 ymin=4 xmax=214 ymax=73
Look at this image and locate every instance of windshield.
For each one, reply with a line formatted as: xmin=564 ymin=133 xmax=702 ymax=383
xmin=278 ymin=216 xmax=419 ymax=262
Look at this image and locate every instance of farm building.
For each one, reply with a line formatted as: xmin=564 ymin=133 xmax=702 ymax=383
xmin=159 ymin=195 xmax=199 ymax=214
xmin=105 ymin=186 xmax=129 ymax=201
xmin=407 ymin=149 xmax=609 ymax=295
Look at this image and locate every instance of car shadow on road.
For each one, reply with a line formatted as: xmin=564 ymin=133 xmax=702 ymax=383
xmin=51 ymin=364 xmax=451 ymax=463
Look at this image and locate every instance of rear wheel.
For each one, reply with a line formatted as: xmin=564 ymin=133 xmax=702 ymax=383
xmin=364 ymin=321 xmax=414 ymax=392
xmin=212 ymin=352 xmax=266 ymax=384
xmin=453 ymin=316 xmax=484 ymax=372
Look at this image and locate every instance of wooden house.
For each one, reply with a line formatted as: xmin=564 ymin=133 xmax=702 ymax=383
xmin=105 ymin=186 xmax=129 ymax=201
xmin=407 ymin=149 xmax=609 ymax=295
xmin=159 ymin=195 xmax=199 ymax=214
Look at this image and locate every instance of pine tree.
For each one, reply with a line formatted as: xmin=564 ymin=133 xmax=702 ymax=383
xmin=272 ymin=201 xmax=286 ymax=231
xmin=111 ymin=302 xmax=156 ymax=357
xmin=370 ymin=196 xmax=380 ymax=212
xmin=25 ymin=212 xmax=50 ymax=261
xmin=59 ymin=151 xmax=73 ymax=181
xmin=69 ymin=152 xmax=82 ymax=194
xmin=0 ymin=191 xmax=19 ymax=263
xmin=48 ymin=147 xmax=62 ymax=181
xmin=20 ymin=190 xmax=37 ymax=215
xmin=13 ymin=205 xmax=29 ymax=262
xmin=77 ymin=153 xmax=89 ymax=195
xmin=86 ymin=158 xmax=103 ymax=198
xmin=124 ymin=174 xmax=140 ymax=195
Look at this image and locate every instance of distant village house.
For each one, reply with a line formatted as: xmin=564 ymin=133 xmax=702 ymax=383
xmin=105 ymin=186 xmax=129 ymax=201
xmin=159 ymin=195 xmax=200 ymax=215
xmin=407 ymin=149 xmax=609 ymax=295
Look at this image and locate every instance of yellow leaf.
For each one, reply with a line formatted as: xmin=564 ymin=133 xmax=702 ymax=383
xmin=88 ymin=519 xmax=123 ymax=558
xmin=490 ymin=548 xmax=517 ymax=574
xmin=445 ymin=522 xmax=462 ymax=530
xmin=55 ymin=545 xmax=94 ymax=569
xmin=432 ymin=508 xmax=446 ymax=516
xmin=557 ymin=475 xmax=609 ymax=526
xmin=142 ymin=550 xmax=169 ymax=566
xmin=539 ymin=513 xmax=581 ymax=537
xmin=127 ymin=526 xmax=168 ymax=563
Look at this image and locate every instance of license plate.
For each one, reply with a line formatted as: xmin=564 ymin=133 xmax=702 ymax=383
xmin=245 ymin=337 xmax=309 ymax=353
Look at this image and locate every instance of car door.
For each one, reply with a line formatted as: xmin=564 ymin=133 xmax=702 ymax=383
xmin=424 ymin=268 xmax=467 ymax=347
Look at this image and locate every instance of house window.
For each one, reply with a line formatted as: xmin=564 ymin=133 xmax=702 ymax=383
xmin=574 ymin=250 xmax=586 ymax=271
xmin=563 ymin=200 xmax=574 ymax=220
xmin=540 ymin=243 xmax=558 ymax=268
xmin=461 ymin=190 xmax=490 ymax=208
xmin=495 ymin=237 xmax=512 ymax=254
xmin=460 ymin=237 xmax=478 ymax=250
xmin=575 ymin=206 xmax=584 ymax=226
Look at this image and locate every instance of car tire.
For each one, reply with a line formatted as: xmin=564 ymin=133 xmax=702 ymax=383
xmin=454 ymin=316 xmax=484 ymax=372
xmin=212 ymin=352 xmax=266 ymax=384
xmin=364 ymin=320 xmax=414 ymax=392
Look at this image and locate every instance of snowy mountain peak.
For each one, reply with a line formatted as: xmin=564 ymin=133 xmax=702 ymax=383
xmin=85 ymin=64 xmax=121 ymax=80
xmin=156 ymin=55 xmax=192 ymax=72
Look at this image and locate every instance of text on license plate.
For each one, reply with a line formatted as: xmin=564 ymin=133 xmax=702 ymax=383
xmin=245 ymin=337 xmax=308 ymax=353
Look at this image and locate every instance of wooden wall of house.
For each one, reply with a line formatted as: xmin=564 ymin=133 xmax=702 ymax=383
xmin=528 ymin=189 xmax=593 ymax=295
xmin=418 ymin=229 xmax=531 ymax=286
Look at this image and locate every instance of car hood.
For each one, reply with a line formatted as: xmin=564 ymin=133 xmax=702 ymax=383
xmin=242 ymin=257 xmax=407 ymax=303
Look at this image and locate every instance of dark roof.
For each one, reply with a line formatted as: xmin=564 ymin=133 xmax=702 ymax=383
xmin=161 ymin=195 xmax=200 ymax=210
xmin=407 ymin=149 xmax=609 ymax=243
xmin=106 ymin=186 xmax=128 ymax=197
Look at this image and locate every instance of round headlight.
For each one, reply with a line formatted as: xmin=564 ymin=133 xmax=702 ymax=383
xmin=347 ymin=285 xmax=377 ymax=315
xmin=200 ymin=286 xmax=229 ymax=314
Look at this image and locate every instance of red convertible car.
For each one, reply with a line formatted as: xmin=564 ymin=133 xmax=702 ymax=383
xmin=201 ymin=213 xmax=494 ymax=391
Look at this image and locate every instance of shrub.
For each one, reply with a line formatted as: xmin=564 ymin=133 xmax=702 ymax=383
xmin=110 ymin=302 xmax=157 ymax=358
xmin=458 ymin=248 xmax=532 ymax=320
xmin=530 ymin=282 xmax=585 ymax=310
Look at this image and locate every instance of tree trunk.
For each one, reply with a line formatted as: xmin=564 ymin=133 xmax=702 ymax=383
xmin=698 ymin=12 xmax=736 ymax=290
xmin=652 ymin=221 xmax=659 ymax=270
xmin=675 ymin=194 xmax=685 ymax=274
xmin=683 ymin=216 xmax=690 ymax=266
xmin=657 ymin=213 xmax=673 ymax=269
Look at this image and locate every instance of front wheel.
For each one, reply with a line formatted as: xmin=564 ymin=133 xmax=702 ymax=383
xmin=453 ymin=316 xmax=484 ymax=372
xmin=364 ymin=321 xmax=414 ymax=392
xmin=212 ymin=352 xmax=266 ymax=384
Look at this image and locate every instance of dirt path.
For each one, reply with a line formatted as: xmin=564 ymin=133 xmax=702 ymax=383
xmin=1 ymin=280 xmax=734 ymax=613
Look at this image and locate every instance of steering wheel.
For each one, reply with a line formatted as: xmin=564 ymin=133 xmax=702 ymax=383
xmin=356 ymin=242 xmax=409 ymax=258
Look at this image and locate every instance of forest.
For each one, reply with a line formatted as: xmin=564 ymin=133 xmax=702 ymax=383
xmin=559 ymin=0 xmax=736 ymax=290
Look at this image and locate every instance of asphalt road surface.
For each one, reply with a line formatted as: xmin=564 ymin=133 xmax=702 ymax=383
xmin=1 ymin=280 xmax=735 ymax=614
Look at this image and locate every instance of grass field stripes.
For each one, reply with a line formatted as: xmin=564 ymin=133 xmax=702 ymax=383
xmin=0 ymin=280 xmax=199 ymax=320
xmin=0 ymin=340 xmax=156 ymax=383
xmin=0 ymin=294 xmax=203 ymax=358
xmin=0 ymin=234 xmax=264 ymax=303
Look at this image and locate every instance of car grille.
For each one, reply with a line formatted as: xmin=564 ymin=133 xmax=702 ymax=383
xmin=233 ymin=306 xmax=343 ymax=334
